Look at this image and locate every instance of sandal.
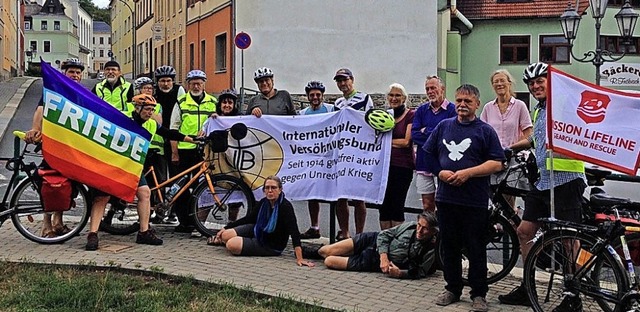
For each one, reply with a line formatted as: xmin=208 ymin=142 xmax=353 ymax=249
xmin=41 ymin=230 xmax=57 ymax=238
xmin=207 ymin=236 xmax=225 ymax=246
xmin=53 ymin=225 xmax=72 ymax=236
xmin=335 ymin=230 xmax=350 ymax=241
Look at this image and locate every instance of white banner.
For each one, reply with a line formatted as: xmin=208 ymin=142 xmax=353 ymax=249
xmin=202 ymin=109 xmax=392 ymax=203
xmin=600 ymin=62 xmax=640 ymax=87
xmin=548 ymin=67 xmax=640 ymax=175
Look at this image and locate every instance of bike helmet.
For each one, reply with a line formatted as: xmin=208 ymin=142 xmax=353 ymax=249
xmin=253 ymin=67 xmax=274 ymax=80
xmin=134 ymin=77 xmax=154 ymax=90
xmin=218 ymin=88 xmax=238 ymax=102
xmin=132 ymin=94 xmax=157 ymax=107
xmin=365 ymin=109 xmax=395 ymax=133
xmin=60 ymin=58 xmax=85 ymax=71
xmin=305 ymin=80 xmax=326 ymax=94
xmin=523 ymin=62 xmax=549 ymax=83
xmin=186 ymin=69 xmax=207 ymax=81
xmin=154 ymin=65 xmax=176 ymax=79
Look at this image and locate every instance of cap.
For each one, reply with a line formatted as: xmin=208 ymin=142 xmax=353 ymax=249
xmin=333 ymin=68 xmax=353 ymax=80
xmin=104 ymin=60 xmax=120 ymax=69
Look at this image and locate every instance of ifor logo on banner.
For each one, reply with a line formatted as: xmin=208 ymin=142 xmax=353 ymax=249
xmin=548 ymin=66 xmax=640 ymax=175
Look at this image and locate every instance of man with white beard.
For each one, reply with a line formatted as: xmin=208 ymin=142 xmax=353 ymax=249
xmin=91 ymin=60 xmax=134 ymax=114
xmin=169 ymin=70 xmax=218 ymax=233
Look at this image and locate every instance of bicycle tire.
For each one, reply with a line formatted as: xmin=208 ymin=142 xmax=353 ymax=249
xmin=191 ymin=174 xmax=255 ymax=237
xmin=10 ymin=177 xmax=90 ymax=244
xmin=435 ymin=212 xmax=519 ymax=285
xmin=99 ymin=199 xmax=140 ymax=235
xmin=523 ymin=229 xmax=629 ymax=312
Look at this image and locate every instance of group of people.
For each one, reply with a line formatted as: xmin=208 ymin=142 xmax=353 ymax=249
xmin=24 ymin=58 xmax=587 ymax=311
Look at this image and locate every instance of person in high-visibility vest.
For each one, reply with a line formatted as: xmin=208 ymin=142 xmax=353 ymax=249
xmin=169 ymin=69 xmax=217 ymax=233
xmin=91 ymin=60 xmax=134 ymax=114
xmin=499 ymin=62 xmax=587 ymax=309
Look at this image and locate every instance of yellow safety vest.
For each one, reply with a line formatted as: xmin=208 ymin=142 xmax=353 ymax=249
xmin=177 ymin=93 xmax=217 ymax=149
xmin=95 ymin=77 xmax=132 ymax=113
xmin=533 ymin=108 xmax=584 ymax=173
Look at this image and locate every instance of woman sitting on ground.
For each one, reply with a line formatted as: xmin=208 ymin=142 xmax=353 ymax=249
xmin=208 ymin=175 xmax=315 ymax=267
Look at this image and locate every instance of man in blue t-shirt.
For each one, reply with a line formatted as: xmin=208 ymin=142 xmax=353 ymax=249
xmin=423 ymin=84 xmax=504 ymax=312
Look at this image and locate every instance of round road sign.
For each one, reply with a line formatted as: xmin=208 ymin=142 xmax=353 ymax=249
xmin=235 ymin=32 xmax=251 ymax=50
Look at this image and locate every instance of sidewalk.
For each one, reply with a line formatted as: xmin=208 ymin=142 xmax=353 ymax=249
xmin=0 ymin=222 xmax=529 ymax=312
xmin=0 ymin=77 xmax=37 ymax=140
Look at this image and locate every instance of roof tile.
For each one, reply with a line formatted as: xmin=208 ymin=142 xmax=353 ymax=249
xmin=457 ymin=0 xmax=589 ymax=20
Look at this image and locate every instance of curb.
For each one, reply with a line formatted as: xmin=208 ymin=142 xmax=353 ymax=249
xmin=0 ymin=78 xmax=38 ymax=141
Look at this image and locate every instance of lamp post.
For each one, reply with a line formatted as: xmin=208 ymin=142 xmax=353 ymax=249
xmin=25 ymin=48 xmax=36 ymax=65
xmin=560 ymin=0 xmax=639 ymax=85
xmin=119 ymin=0 xmax=136 ymax=78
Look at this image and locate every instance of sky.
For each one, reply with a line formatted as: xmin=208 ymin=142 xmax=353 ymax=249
xmin=93 ymin=0 xmax=109 ymax=9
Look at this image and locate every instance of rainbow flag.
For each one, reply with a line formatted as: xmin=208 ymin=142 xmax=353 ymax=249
xmin=41 ymin=61 xmax=150 ymax=201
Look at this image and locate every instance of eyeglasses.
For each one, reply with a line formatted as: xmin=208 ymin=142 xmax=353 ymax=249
xmin=263 ymin=186 xmax=279 ymax=190
xmin=142 ymin=86 xmax=154 ymax=90
xmin=308 ymin=93 xmax=323 ymax=98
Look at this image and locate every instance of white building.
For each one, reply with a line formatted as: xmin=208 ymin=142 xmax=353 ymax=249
xmin=234 ymin=0 xmax=436 ymax=94
xmin=93 ymin=21 xmax=110 ymax=75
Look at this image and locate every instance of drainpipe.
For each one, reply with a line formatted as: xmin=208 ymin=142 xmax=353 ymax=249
xmin=451 ymin=0 xmax=473 ymax=31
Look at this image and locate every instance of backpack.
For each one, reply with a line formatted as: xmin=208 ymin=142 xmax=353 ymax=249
xmin=38 ymin=169 xmax=73 ymax=212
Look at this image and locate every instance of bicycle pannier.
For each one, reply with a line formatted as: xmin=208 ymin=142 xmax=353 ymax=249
xmin=38 ymin=169 xmax=73 ymax=212
xmin=208 ymin=130 xmax=228 ymax=153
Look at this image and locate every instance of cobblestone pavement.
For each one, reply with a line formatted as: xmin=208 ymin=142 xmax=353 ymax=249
xmin=0 ymin=222 xmax=530 ymax=312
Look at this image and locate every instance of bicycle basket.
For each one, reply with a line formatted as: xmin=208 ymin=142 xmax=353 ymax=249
xmin=207 ymin=130 xmax=228 ymax=153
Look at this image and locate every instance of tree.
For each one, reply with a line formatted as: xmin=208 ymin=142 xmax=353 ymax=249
xmin=79 ymin=0 xmax=111 ymax=25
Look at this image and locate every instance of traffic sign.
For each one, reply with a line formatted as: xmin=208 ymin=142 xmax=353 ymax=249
xmin=235 ymin=32 xmax=251 ymax=50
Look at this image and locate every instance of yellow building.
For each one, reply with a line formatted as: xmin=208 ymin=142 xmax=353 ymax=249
xmin=135 ymin=0 xmax=153 ymax=77
xmin=153 ymin=0 xmax=186 ymax=83
xmin=109 ymin=0 xmax=134 ymax=78
xmin=2 ymin=0 xmax=20 ymax=79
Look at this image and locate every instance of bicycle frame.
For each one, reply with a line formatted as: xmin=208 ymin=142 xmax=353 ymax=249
xmin=0 ymin=138 xmax=40 ymax=223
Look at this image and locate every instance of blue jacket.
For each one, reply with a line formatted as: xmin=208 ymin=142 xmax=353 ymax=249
xmin=411 ymin=100 xmax=457 ymax=172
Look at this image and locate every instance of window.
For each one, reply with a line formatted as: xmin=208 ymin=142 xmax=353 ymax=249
xmin=41 ymin=21 xmax=48 ymax=30
xmin=602 ymin=35 xmax=640 ymax=55
xmin=54 ymin=21 xmax=60 ymax=30
xmin=100 ymin=50 xmax=104 ymax=57
xmin=24 ymin=21 xmax=31 ymax=30
xmin=100 ymin=37 xmax=104 ymax=45
xmin=108 ymin=37 xmax=111 ymax=44
xmin=100 ymin=62 xmax=104 ymax=70
xmin=215 ymin=33 xmax=227 ymax=71
xmin=516 ymin=92 xmax=531 ymax=110
xmin=93 ymin=37 xmax=95 ymax=45
xmin=189 ymin=43 xmax=195 ymax=70
xmin=30 ymin=41 xmax=37 ymax=52
xmin=609 ymin=0 xmax=640 ymax=6
xmin=539 ymin=35 xmax=570 ymax=63
xmin=43 ymin=41 xmax=51 ymax=53
xmin=500 ymin=36 xmax=530 ymax=64
xmin=200 ymin=40 xmax=206 ymax=71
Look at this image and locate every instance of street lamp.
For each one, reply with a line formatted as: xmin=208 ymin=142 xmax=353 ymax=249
xmin=118 ymin=0 xmax=136 ymax=78
xmin=560 ymin=0 xmax=639 ymax=85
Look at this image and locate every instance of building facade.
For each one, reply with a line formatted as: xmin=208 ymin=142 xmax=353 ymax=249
xmin=1 ymin=0 xmax=21 ymax=79
xmin=135 ymin=0 xmax=154 ymax=77
xmin=110 ymin=0 xmax=134 ymax=78
xmin=93 ymin=21 xmax=110 ymax=75
xmin=154 ymin=0 xmax=186 ymax=83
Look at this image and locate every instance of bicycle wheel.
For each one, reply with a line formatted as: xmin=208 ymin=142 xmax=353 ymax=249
xmin=99 ymin=199 xmax=140 ymax=235
xmin=10 ymin=177 xmax=90 ymax=244
xmin=435 ymin=212 xmax=519 ymax=285
xmin=191 ymin=174 xmax=255 ymax=237
xmin=524 ymin=229 xmax=629 ymax=312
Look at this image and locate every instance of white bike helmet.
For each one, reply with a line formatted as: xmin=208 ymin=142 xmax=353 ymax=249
xmin=186 ymin=69 xmax=207 ymax=82
xmin=523 ymin=62 xmax=549 ymax=83
xmin=254 ymin=67 xmax=274 ymax=80
xmin=134 ymin=77 xmax=154 ymax=90
xmin=154 ymin=65 xmax=176 ymax=79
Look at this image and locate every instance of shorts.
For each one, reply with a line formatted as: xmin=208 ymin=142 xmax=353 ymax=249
xmin=232 ymin=223 xmax=282 ymax=256
xmin=416 ymin=174 xmax=436 ymax=195
xmin=346 ymin=232 xmax=380 ymax=272
xmin=522 ymin=178 xmax=586 ymax=223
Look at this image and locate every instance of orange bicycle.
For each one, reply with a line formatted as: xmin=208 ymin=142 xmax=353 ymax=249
xmin=99 ymin=123 xmax=255 ymax=237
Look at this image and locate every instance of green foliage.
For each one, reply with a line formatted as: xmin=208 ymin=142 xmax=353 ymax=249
xmin=0 ymin=262 xmax=335 ymax=312
xmin=79 ymin=0 xmax=111 ymax=25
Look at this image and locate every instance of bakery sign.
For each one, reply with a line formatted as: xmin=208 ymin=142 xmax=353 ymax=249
xmin=600 ymin=62 xmax=640 ymax=87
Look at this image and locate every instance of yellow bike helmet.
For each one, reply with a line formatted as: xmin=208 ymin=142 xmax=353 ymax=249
xmin=365 ymin=109 xmax=395 ymax=132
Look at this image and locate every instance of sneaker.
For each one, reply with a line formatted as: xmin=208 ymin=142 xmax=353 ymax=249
xmin=552 ymin=295 xmax=582 ymax=312
xmin=150 ymin=215 xmax=165 ymax=224
xmin=190 ymin=230 xmax=203 ymax=238
xmin=300 ymin=228 xmax=321 ymax=239
xmin=498 ymin=284 xmax=531 ymax=306
xmin=136 ymin=228 xmax=163 ymax=245
xmin=335 ymin=230 xmax=349 ymax=241
xmin=174 ymin=224 xmax=195 ymax=233
xmin=164 ymin=215 xmax=179 ymax=224
xmin=85 ymin=232 xmax=99 ymax=251
xmin=435 ymin=290 xmax=460 ymax=306
xmin=301 ymin=245 xmax=323 ymax=260
xmin=471 ymin=297 xmax=488 ymax=312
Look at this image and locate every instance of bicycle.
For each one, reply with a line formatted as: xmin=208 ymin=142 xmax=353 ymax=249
xmin=523 ymin=196 xmax=640 ymax=312
xmin=99 ymin=123 xmax=256 ymax=237
xmin=436 ymin=151 xmax=615 ymax=285
xmin=0 ymin=131 xmax=90 ymax=244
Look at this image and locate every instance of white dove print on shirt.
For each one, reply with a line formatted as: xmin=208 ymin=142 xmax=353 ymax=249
xmin=443 ymin=138 xmax=472 ymax=161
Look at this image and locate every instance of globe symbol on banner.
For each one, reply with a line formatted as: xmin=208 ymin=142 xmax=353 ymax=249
xmin=215 ymin=127 xmax=284 ymax=191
